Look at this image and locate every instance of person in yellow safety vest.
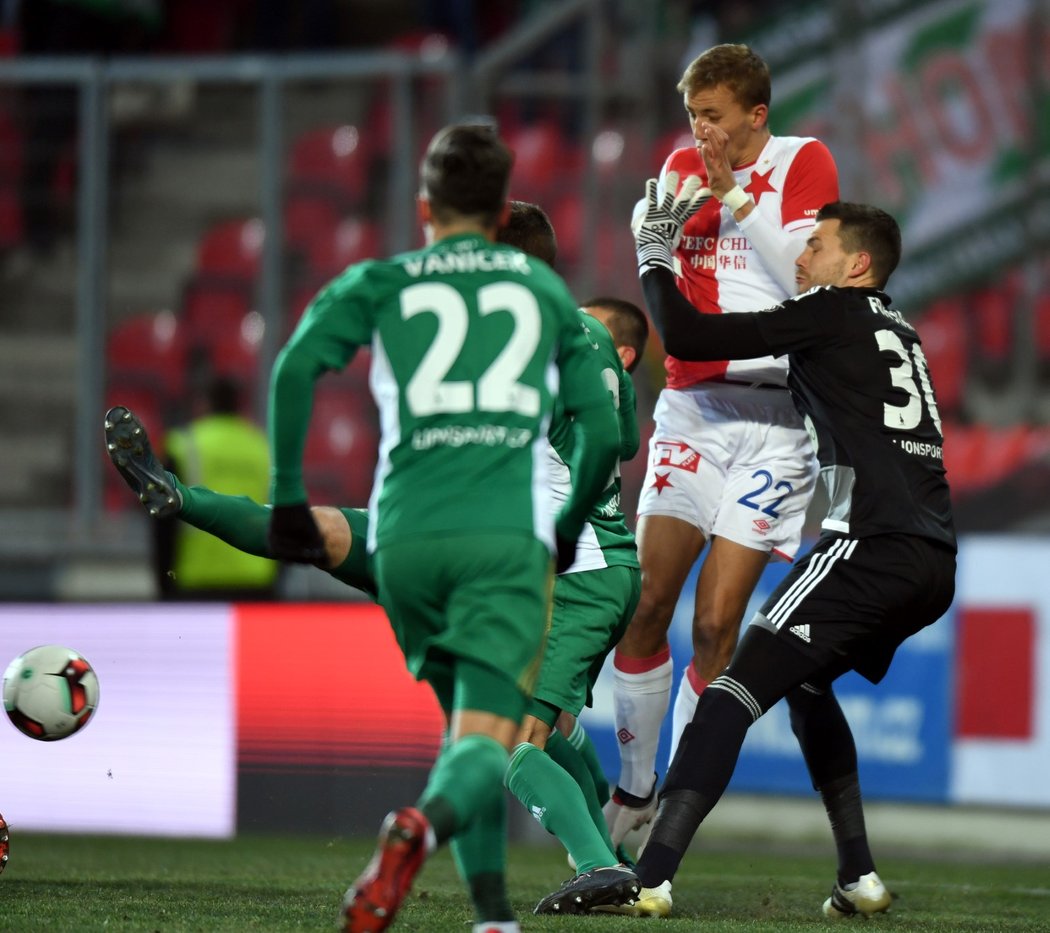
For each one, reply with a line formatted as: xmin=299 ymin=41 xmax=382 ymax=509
xmin=155 ymin=376 xmax=279 ymax=600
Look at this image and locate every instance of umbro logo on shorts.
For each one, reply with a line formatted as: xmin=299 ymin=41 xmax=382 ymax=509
xmin=617 ymin=727 xmax=636 ymax=745
xmin=790 ymin=624 xmax=811 ymax=643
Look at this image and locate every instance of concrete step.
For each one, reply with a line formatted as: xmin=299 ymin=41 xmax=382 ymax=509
xmin=0 ymin=438 xmax=70 ymax=503
xmin=124 ymin=146 xmax=259 ymax=217
xmin=0 ymin=335 xmax=78 ymax=506
xmin=0 ymin=336 xmax=77 ymax=400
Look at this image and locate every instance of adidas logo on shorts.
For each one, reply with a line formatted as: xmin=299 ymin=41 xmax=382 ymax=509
xmin=789 ymin=624 xmax=811 ymax=643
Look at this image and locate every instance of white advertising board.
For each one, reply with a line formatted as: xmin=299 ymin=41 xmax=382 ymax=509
xmin=0 ymin=605 xmax=236 ymax=837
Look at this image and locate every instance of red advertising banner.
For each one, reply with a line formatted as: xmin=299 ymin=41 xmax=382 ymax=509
xmin=235 ymin=603 xmax=444 ymax=771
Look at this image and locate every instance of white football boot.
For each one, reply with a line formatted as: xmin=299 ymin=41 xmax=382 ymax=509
xmin=593 ymin=879 xmax=673 ymax=918
xmin=823 ymin=870 xmax=892 ymax=918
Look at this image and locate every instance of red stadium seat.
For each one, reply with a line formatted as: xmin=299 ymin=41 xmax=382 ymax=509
xmin=343 ymin=347 xmax=372 ymax=387
xmin=547 ymin=193 xmax=627 ymax=280
xmin=969 ymin=281 xmax=1018 ymax=390
xmin=288 ymin=125 xmax=372 ymax=210
xmin=505 ymin=120 xmax=568 ymax=201
xmin=0 ymin=107 xmax=23 ymax=184
xmin=941 ymin=422 xmax=989 ymax=495
xmin=0 ymin=182 xmax=24 ymax=251
xmin=915 ymin=298 xmax=967 ymax=417
xmin=305 ymin=217 xmax=382 ymax=280
xmin=386 ymin=29 xmax=452 ymax=55
xmin=181 ymin=277 xmax=254 ymax=341
xmin=363 ymin=84 xmax=434 ymax=161
xmin=285 ymin=276 xmax=340 ymax=339
xmin=970 ymin=285 xmax=1013 ymax=362
xmin=160 ymin=0 xmax=237 ymax=52
xmin=986 ymin=425 xmax=1039 ymax=486
xmin=203 ymin=311 xmax=265 ymax=394
xmin=284 ymin=193 xmax=342 ymax=257
xmin=1034 ymin=294 xmax=1050 ymax=376
xmin=942 ymin=422 xmax=1047 ymax=496
xmin=589 ymin=126 xmax=637 ymax=181
xmin=363 ymin=91 xmax=394 ymax=152
xmin=106 ymin=310 xmax=189 ymax=401
xmin=303 ymin=379 xmax=379 ymax=505
xmin=650 ymin=128 xmax=695 ymax=172
xmin=196 ymin=218 xmax=264 ymax=280
xmin=286 ymin=281 xmax=321 ymax=337
xmin=548 ymin=194 xmax=584 ymax=266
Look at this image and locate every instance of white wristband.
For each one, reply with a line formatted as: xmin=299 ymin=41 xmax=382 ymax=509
xmin=721 ymin=184 xmax=750 ymax=214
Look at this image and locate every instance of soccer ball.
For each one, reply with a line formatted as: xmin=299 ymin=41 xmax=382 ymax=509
xmin=3 ymin=645 xmax=100 ymax=741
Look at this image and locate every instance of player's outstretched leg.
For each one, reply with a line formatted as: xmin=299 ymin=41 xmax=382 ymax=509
xmin=0 ymin=811 xmax=9 ymax=873
xmin=341 ymin=807 xmax=432 ymax=932
xmin=823 ymin=870 xmax=892 ymax=918
xmin=532 ymin=865 xmax=640 ymax=916
xmin=104 ymin=406 xmax=181 ymax=517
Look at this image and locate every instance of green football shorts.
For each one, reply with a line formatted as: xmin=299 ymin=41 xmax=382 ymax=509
xmin=530 ymin=564 xmax=641 ymax=726
xmin=374 ymin=531 xmax=553 ymax=718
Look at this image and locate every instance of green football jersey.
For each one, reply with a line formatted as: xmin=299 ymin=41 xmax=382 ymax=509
xmin=269 ymin=233 xmax=617 ymax=551
xmin=546 ymin=311 xmax=639 ymax=572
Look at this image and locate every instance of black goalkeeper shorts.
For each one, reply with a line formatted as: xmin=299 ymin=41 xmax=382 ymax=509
xmin=750 ymin=532 xmax=956 ymax=684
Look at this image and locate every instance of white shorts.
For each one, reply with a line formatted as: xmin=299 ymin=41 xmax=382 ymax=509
xmin=637 ymin=383 xmax=817 ymax=560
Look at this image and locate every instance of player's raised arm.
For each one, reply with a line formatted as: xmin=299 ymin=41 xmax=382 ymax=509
xmin=266 ymin=273 xmax=369 ymax=562
xmin=616 ymin=367 xmax=640 ymax=461
xmin=698 ymin=128 xmax=838 ymax=296
xmin=551 ymin=309 xmax=621 ymax=569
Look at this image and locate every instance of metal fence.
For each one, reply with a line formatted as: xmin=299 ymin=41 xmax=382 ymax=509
xmin=1 ymin=0 xmax=1048 ymax=598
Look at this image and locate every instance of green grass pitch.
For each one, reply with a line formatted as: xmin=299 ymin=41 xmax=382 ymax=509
xmin=1 ymin=832 xmax=1047 ymax=931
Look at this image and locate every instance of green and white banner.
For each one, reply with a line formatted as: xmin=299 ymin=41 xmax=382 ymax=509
xmin=753 ymin=0 xmax=1048 ymax=308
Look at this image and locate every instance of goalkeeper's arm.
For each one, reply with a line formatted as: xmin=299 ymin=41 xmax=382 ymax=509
xmin=641 ymin=266 xmax=772 ymax=362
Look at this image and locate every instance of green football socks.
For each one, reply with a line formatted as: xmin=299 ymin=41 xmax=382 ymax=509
xmin=421 ymin=733 xmax=514 ymax=923
xmin=419 ymin=733 xmax=508 ymax=844
xmin=544 ymin=729 xmax=617 ymax=853
xmin=451 ymin=792 xmax=515 ymax=923
xmin=505 ymin=740 xmax=617 ymax=874
xmin=563 ymin=719 xmax=611 ymax=807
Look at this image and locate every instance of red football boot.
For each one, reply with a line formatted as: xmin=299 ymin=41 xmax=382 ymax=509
xmin=341 ymin=807 xmax=431 ymax=932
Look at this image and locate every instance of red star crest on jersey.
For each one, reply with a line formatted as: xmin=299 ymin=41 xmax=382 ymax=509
xmin=745 ymin=167 xmax=777 ymax=203
xmin=651 ymin=472 xmax=673 ymax=493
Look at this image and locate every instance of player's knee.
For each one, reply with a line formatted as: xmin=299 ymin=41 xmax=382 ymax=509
xmin=516 ymin=714 xmax=552 ymax=748
xmin=311 ymin=506 xmax=350 ymax=568
xmin=692 ymin=610 xmax=744 ymax=659
xmin=620 ymin=604 xmax=673 ymax=657
xmin=632 ymin=583 xmax=679 ymax=631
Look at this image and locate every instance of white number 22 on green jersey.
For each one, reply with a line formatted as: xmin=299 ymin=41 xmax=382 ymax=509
xmin=401 ymin=281 xmax=542 ymax=417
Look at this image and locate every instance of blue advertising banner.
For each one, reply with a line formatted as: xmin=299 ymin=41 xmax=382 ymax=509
xmin=582 ymin=547 xmax=954 ymax=803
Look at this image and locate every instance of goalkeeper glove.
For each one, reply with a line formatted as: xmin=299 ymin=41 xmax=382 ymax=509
xmin=268 ymin=503 xmax=327 ymax=564
xmin=632 ymin=170 xmax=712 ymax=275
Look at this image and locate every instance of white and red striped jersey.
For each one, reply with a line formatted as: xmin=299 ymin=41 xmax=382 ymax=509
xmin=659 ymin=135 xmax=839 ymax=388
